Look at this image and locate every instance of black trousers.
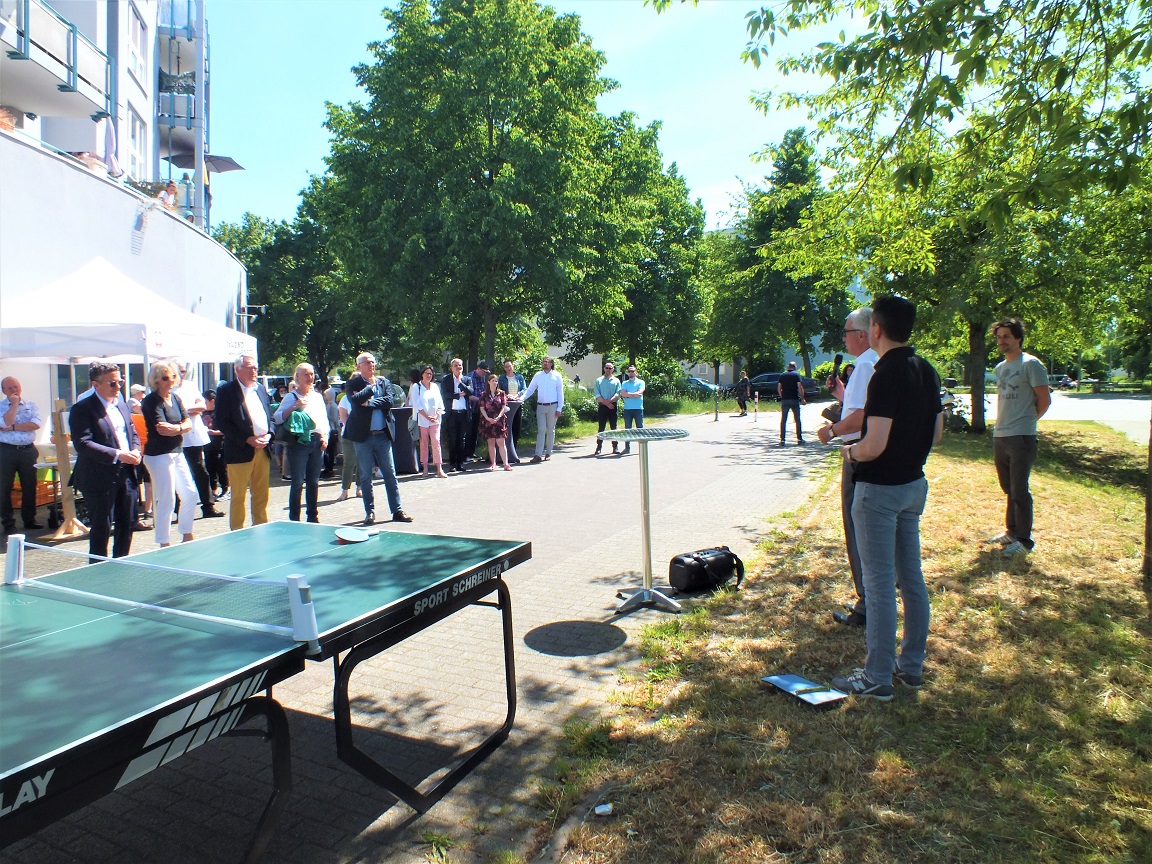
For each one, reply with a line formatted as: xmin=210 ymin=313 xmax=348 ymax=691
xmin=323 ymin=429 xmax=339 ymax=475
xmin=509 ymin=400 xmax=523 ymax=446
xmin=205 ymin=440 xmax=227 ymax=493
xmin=183 ymin=445 xmax=213 ymax=515
xmin=78 ymin=466 xmax=137 ymax=560
xmin=1 ymin=442 xmax=39 ymax=529
xmin=445 ymin=410 xmax=469 ymax=469
xmin=595 ymin=404 xmax=618 ymax=450
xmin=465 ymin=406 xmax=481 ymax=458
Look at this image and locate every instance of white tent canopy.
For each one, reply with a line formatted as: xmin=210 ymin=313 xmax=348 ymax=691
xmin=0 ymin=257 xmax=257 ymax=364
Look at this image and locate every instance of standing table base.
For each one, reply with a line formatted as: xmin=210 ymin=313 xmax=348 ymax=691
xmin=597 ymin=427 xmax=689 ymax=614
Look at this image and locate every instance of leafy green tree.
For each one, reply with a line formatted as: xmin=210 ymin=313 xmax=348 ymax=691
xmin=323 ymin=0 xmax=611 ymax=368
xmin=217 ymin=180 xmax=377 ymax=383
xmin=728 ymin=129 xmax=851 ymax=375
xmin=657 ymin=0 xmax=1150 ymax=221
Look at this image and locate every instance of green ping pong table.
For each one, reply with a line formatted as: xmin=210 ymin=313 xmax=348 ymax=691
xmin=0 ymin=522 xmax=530 ymax=862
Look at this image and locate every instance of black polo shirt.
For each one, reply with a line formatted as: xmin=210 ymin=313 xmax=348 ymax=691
xmin=854 ymin=346 xmax=942 ymax=486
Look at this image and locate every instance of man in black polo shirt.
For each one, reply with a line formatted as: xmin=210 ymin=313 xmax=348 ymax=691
xmin=777 ymin=361 xmax=806 ymax=444
xmin=831 ymin=296 xmax=943 ymax=701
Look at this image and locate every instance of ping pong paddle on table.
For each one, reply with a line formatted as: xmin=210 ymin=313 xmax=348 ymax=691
xmin=334 ymin=526 xmax=381 ymax=544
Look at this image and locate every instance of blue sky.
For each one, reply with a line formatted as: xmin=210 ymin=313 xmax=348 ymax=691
xmin=206 ymin=0 xmax=818 ymax=231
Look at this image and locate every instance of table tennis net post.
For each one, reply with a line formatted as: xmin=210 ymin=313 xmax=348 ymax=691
xmin=6 ymin=535 xmax=321 ymax=649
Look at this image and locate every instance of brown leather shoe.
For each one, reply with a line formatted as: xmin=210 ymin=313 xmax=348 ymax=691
xmin=530 ymin=456 xmax=542 ymax=464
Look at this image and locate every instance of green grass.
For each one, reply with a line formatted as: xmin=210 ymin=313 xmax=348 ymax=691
xmin=544 ymin=422 xmax=1150 ymax=864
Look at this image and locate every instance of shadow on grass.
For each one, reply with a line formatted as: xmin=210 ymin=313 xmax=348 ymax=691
xmin=938 ymin=422 xmax=1147 ymax=494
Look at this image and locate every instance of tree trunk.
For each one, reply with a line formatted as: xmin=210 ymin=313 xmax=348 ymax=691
xmin=967 ymin=318 xmax=988 ymax=433
xmin=483 ymin=302 xmax=497 ymax=367
xmin=466 ymin=327 xmax=480 ymax=372
xmin=1144 ymin=400 xmax=1151 ymax=589
xmin=800 ymin=344 xmax=812 ymax=377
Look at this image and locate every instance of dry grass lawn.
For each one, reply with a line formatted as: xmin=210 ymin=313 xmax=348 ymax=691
xmin=546 ymin=422 xmax=1150 ymax=864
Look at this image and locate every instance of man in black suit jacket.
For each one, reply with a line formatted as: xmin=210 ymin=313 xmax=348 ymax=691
xmin=69 ymin=361 xmax=141 ymax=560
xmin=439 ymin=357 xmax=473 ymax=472
xmin=343 ymin=352 xmax=411 ymax=526
xmin=213 ymin=354 xmax=273 ymax=531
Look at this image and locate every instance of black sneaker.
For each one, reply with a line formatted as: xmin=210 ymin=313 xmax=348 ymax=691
xmin=832 ymin=609 xmax=867 ymax=627
xmin=830 ymin=669 xmax=893 ymax=701
xmin=893 ymin=665 xmax=923 ymax=688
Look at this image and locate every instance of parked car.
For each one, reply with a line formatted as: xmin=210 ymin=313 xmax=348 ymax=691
xmin=746 ymin=372 xmax=820 ymax=402
xmin=681 ymin=376 xmax=719 ymax=395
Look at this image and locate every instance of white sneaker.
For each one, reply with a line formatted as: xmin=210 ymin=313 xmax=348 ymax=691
xmin=1001 ymin=540 xmax=1030 ymax=557
xmin=987 ymin=532 xmax=1014 ymax=545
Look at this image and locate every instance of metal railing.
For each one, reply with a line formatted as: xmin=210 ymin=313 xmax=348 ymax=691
xmin=2 ymin=0 xmax=112 ymax=119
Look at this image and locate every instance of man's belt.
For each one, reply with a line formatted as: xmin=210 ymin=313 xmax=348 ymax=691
xmin=538 ymin=402 xmax=557 ymax=406
xmin=0 ymin=442 xmax=35 ymax=449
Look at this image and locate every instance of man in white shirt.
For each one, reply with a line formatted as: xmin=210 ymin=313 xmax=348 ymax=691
xmin=817 ymin=307 xmax=879 ymax=627
xmin=214 ymin=354 xmax=273 ymax=530
xmin=520 ymin=356 xmax=564 ymax=463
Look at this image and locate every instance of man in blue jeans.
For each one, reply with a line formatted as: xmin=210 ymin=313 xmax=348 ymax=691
xmin=777 ymin=361 xmax=806 ymax=444
xmin=832 ymin=296 xmax=943 ymax=701
xmin=343 ymin=352 xmax=412 ymax=526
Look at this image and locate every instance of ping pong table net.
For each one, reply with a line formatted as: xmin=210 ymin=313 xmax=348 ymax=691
xmin=5 ymin=538 xmax=320 ymax=649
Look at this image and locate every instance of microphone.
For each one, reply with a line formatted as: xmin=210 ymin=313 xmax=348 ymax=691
xmin=831 ymin=353 xmax=843 ymax=384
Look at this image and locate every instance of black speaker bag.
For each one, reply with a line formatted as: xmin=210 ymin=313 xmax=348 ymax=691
xmin=668 ymin=546 xmax=744 ymax=593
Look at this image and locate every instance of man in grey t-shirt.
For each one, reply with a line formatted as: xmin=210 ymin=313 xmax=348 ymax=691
xmin=991 ymin=318 xmax=1051 ymax=557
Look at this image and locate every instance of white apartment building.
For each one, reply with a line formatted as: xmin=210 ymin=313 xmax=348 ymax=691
xmin=0 ymin=0 xmax=252 ymax=435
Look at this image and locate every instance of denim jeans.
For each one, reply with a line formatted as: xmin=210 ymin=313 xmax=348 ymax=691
xmin=286 ymin=434 xmax=324 ymax=522
xmin=852 ymin=477 xmax=930 ymax=685
xmin=994 ymin=435 xmax=1038 ymax=549
xmin=354 ymin=434 xmax=402 ymax=517
xmin=780 ymin=400 xmax=802 ymax=441
xmin=622 ymin=408 xmax=643 ymax=451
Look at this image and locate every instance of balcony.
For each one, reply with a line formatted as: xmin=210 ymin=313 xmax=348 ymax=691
xmin=158 ymin=0 xmax=200 ymax=42
xmin=0 ymin=0 xmax=112 ymax=120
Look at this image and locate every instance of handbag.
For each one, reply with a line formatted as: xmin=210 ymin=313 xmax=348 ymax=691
xmin=668 ymin=546 xmax=744 ymax=593
xmin=821 ymin=401 xmax=843 ymax=424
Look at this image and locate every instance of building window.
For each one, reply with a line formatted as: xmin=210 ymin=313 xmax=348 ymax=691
xmin=128 ymin=4 xmax=147 ymax=84
xmin=127 ymin=107 xmax=147 ymax=180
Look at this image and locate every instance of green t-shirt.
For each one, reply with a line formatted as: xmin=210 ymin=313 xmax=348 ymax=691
xmin=994 ymin=352 xmax=1048 ymax=437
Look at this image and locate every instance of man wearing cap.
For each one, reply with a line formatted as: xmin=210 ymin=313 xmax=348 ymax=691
xmin=344 ymin=353 xmax=412 ymax=525
xmin=777 ymin=361 xmax=806 ymax=445
xmin=0 ymin=376 xmax=43 ymax=534
xmin=465 ymin=360 xmax=490 ymax=460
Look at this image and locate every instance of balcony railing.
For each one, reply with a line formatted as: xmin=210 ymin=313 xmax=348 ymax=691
xmin=1 ymin=0 xmax=112 ymax=118
xmin=158 ymin=0 xmax=199 ymax=39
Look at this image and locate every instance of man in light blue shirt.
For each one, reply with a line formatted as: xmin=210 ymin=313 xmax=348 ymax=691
xmin=1 ymin=376 xmax=43 ymax=533
xmin=593 ymin=361 xmax=621 ymax=456
xmin=619 ymin=365 xmax=645 ymax=455
xmin=521 ymin=356 xmax=564 ymax=463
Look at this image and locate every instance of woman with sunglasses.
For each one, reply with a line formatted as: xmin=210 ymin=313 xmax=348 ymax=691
xmin=141 ymin=359 xmax=198 ymax=546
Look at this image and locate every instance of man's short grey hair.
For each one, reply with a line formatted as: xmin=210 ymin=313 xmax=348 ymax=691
xmin=847 ymin=307 xmax=872 ymax=330
xmin=234 ymin=353 xmax=257 ymax=369
xmin=356 ymin=352 xmax=376 ymax=365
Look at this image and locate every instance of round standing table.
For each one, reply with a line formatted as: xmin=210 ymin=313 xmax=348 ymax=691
xmin=597 ymin=427 xmax=688 ymax=613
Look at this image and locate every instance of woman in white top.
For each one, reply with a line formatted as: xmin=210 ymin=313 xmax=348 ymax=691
xmin=272 ymin=363 xmax=330 ymax=522
xmin=408 ymin=365 xmax=448 ymax=478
